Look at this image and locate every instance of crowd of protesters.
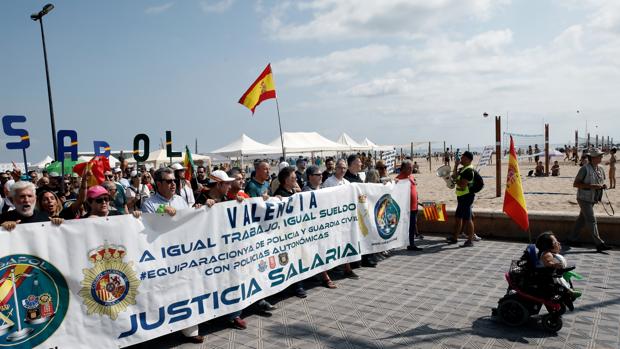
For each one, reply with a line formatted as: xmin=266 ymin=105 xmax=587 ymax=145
xmin=0 ymin=153 xmax=425 ymax=344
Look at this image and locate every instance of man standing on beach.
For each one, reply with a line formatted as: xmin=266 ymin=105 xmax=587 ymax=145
xmin=446 ymin=151 xmax=477 ymax=247
xmin=568 ymin=148 xmax=612 ymax=252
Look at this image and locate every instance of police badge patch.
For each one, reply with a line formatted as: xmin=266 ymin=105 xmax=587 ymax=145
xmin=79 ymin=243 xmax=140 ymax=320
xmin=278 ymin=252 xmax=289 ymax=266
xmin=257 ymin=260 xmax=267 ymax=272
xmin=0 ymin=254 xmax=69 ymax=347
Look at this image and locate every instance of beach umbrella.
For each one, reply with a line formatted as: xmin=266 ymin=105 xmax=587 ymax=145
xmin=45 ymin=159 xmax=83 ymax=174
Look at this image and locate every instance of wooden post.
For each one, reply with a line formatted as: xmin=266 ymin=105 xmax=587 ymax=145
xmin=495 ymin=116 xmax=501 ymax=198
xmin=574 ymin=130 xmax=578 ymax=165
xmin=587 ymin=133 xmax=590 ymax=148
xmin=595 ymin=135 xmax=599 ymax=148
xmin=467 ymin=144 xmax=470 ymax=151
xmin=443 ymin=141 xmax=446 ymax=165
xmin=410 ymin=142 xmax=413 ymax=159
xmin=428 ymin=141 xmax=431 ymax=173
xmin=544 ymin=123 xmax=549 ymax=175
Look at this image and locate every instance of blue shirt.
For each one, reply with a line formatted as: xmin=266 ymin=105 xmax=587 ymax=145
xmin=245 ymin=178 xmax=270 ymax=198
xmin=141 ymin=192 xmax=189 ymax=213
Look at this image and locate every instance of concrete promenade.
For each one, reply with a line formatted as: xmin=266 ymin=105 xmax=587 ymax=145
xmin=131 ymin=236 xmax=620 ymax=349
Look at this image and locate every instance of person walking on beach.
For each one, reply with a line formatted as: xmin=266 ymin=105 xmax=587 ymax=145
xmin=568 ymin=148 xmax=612 ymax=252
xmin=446 ymin=151 xmax=477 ymax=247
xmin=606 ymin=148 xmax=616 ymax=189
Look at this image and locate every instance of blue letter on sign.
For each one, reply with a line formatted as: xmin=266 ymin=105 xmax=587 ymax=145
xmin=57 ymin=130 xmax=78 ymax=161
xmin=2 ymin=115 xmax=30 ymax=150
xmin=94 ymin=141 xmax=111 ymax=157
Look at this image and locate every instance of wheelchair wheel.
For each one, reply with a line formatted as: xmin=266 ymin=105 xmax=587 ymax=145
xmin=497 ymin=298 xmax=529 ymax=326
xmin=541 ymin=314 xmax=563 ymax=332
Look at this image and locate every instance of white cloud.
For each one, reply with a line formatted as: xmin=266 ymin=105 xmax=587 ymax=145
xmin=344 ymin=78 xmax=409 ymax=97
xmin=200 ymin=0 xmax=234 ymax=13
xmin=273 ymin=44 xmax=393 ymax=86
xmin=145 ymin=2 xmax=174 ymax=15
xmin=265 ymin=0 xmax=511 ymax=41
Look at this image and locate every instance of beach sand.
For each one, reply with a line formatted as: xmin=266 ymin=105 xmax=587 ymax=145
xmin=411 ymin=154 xmax=618 ymax=216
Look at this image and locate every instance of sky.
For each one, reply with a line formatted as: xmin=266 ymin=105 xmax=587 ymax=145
xmin=1 ymin=0 xmax=619 ymax=163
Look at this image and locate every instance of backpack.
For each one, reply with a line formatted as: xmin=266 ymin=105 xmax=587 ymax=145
xmin=470 ymin=170 xmax=484 ymax=193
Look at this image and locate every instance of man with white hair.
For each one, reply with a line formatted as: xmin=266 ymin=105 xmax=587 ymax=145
xmin=1 ymin=181 xmax=61 ymax=230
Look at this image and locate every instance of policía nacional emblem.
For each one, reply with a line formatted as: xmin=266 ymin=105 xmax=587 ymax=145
xmin=79 ymin=243 xmax=140 ymax=320
xmin=278 ymin=252 xmax=289 ymax=266
xmin=0 ymin=254 xmax=69 ymax=347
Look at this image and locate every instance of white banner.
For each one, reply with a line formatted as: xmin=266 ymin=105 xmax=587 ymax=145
xmin=0 ymin=182 xmax=409 ymax=348
xmin=381 ymin=150 xmax=396 ymax=173
xmin=476 ymin=145 xmax=495 ymax=169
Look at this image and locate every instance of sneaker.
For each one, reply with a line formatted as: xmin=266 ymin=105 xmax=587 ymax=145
xmin=258 ymin=299 xmax=277 ymax=311
xmin=407 ymin=246 xmax=423 ymax=251
xmin=343 ymin=271 xmax=360 ymax=279
xmin=596 ymin=244 xmax=612 ymax=252
xmin=230 ymin=317 xmax=247 ymax=330
xmin=323 ymin=279 xmax=337 ymax=289
xmin=184 ymin=335 xmax=205 ymax=344
xmin=473 ymin=234 xmax=482 ymax=241
xmin=295 ymin=287 xmax=307 ymax=298
xmin=460 ymin=240 xmax=474 ymax=248
xmin=446 ymin=237 xmax=458 ymax=244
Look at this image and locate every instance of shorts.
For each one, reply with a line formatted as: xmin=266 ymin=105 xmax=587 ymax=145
xmin=455 ymin=193 xmax=475 ymax=221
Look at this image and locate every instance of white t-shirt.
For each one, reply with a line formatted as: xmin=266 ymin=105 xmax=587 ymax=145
xmin=322 ymin=175 xmax=350 ymax=188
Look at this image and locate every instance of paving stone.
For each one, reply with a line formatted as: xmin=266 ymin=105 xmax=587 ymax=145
xmin=126 ymin=237 xmax=620 ymax=349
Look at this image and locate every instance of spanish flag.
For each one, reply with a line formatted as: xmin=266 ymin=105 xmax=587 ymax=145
xmin=238 ymin=64 xmax=276 ymax=114
xmin=503 ymin=136 xmax=529 ymax=231
xmin=73 ymin=156 xmax=111 ymax=187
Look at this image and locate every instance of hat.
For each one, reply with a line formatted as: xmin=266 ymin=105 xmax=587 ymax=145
xmin=209 ymin=170 xmax=235 ymax=184
xmin=113 ymin=167 xmax=122 ymax=173
xmin=71 ymin=172 xmax=79 ymax=178
xmin=87 ymin=185 xmax=109 ymax=199
xmin=130 ymin=170 xmax=138 ymax=177
xmin=296 ymin=157 xmax=307 ymax=164
xmin=278 ymin=161 xmax=290 ymax=171
xmin=589 ymin=148 xmax=604 ymax=157
xmin=170 ymin=163 xmax=184 ymax=171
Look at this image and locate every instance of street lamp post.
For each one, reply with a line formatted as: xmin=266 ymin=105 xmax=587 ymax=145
xmin=31 ymin=4 xmax=58 ymax=161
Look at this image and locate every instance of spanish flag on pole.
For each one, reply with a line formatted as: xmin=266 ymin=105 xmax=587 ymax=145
xmin=238 ymin=64 xmax=276 ymax=114
xmin=503 ymin=136 xmax=529 ymax=231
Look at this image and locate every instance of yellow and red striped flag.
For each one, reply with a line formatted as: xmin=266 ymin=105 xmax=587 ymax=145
xmin=238 ymin=64 xmax=276 ymax=114
xmin=503 ymin=136 xmax=529 ymax=231
xmin=422 ymin=202 xmax=447 ymax=221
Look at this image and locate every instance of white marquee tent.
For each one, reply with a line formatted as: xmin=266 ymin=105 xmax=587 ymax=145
xmin=268 ymin=132 xmax=349 ymax=153
xmin=210 ymin=134 xmax=280 ymax=157
xmin=336 ymin=133 xmax=370 ymax=151
xmin=361 ymin=138 xmax=394 ymax=152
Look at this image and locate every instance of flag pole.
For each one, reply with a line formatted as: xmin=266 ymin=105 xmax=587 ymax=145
xmin=275 ymin=97 xmax=285 ymax=159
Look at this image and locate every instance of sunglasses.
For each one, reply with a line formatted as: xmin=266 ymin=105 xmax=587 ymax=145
xmin=309 ymin=173 xmax=321 ymax=176
xmin=105 ymin=175 xmax=114 ymax=179
xmin=94 ymin=197 xmax=110 ymax=204
xmin=158 ymin=179 xmax=175 ymax=184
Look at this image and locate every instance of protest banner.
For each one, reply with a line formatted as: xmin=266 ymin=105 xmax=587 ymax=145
xmin=0 ymin=182 xmax=409 ymax=348
xmin=476 ymin=145 xmax=495 ymax=169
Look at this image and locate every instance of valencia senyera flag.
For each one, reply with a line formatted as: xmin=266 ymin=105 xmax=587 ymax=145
xmin=238 ymin=64 xmax=276 ymax=113
xmin=503 ymin=136 xmax=529 ymax=231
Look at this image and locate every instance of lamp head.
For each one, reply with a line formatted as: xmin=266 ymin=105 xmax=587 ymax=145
xmin=31 ymin=3 xmax=54 ymax=21
xmin=41 ymin=4 xmax=54 ymax=15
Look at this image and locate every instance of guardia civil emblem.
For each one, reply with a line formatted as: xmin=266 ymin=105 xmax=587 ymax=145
xmin=0 ymin=254 xmax=69 ymax=347
xmin=374 ymin=194 xmax=401 ymax=240
xmin=79 ymin=243 xmax=140 ymax=320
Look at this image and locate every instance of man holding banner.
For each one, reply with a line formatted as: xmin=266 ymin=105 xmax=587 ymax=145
xmin=396 ymin=160 xmax=422 ymax=251
xmin=140 ymin=167 xmax=204 ymax=343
